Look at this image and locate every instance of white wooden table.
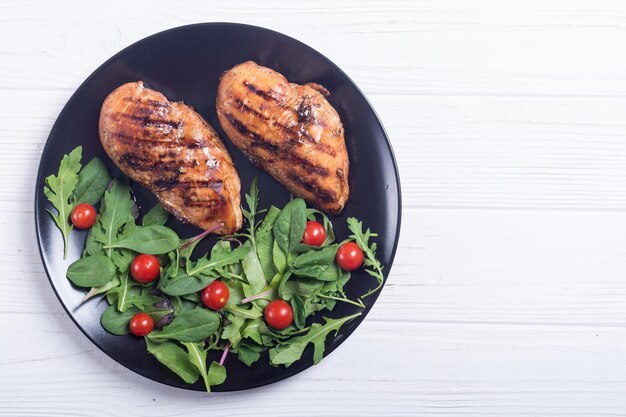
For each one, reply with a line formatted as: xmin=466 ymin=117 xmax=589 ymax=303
xmin=3 ymin=1 xmax=626 ymax=415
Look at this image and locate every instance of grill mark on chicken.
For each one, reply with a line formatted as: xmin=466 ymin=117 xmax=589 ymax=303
xmin=100 ymin=82 xmax=243 ymax=234
xmin=104 ymin=132 xmax=203 ymax=149
xmin=286 ymin=171 xmax=336 ymax=204
xmin=243 ymin=81 xmax=285 ymax=104
xmin=119 ymin=152 xmax=196 ymax=172
xmin=114 ymin=112 xmax=183 ymax=130
xmin=122 ymin=96 xmax=169 ymax=108
xmin=223 ymin=111 xmax=328 ymax=176
xmin=234 ymin=98 xmax=269 ymax=121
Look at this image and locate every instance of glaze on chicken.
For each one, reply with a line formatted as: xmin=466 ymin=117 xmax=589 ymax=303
xmin=99 ymin=81 xmax=242 ymax=234
xmin=216 ymin=61 xmax=349 ymax=214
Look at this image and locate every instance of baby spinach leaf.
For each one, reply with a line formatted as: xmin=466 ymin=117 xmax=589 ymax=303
xmin=141 ymin=204 xmax=170 ymax=227
xmin=66 ymin=254 xmax=116 ymax=287
xmin=72 ymin=156 xmax=110 ymax=206
xmin=269 ymin=313 xmax=361 ymax=367
xmin=242 ymin=246 xmax=266 ymax=296
xmin=44 ymin=146 xmax=82 ymax=259
xmin=101 ymin=304 xmax=138 ymax=335
xmin=208 ymin=361 xmax=226 ymax=386
xmin=292 ymin=261 xmax=341 ymax=282
xmin=146 ymin=338 xmax=199 ymax=384
xmin=160 ymin=274 xmax=215 ymax=296
xmin=187 ymin=245 xmax=249 ymax=277
xmin=105 ymin=225 xmax=180 ymax=254
xmin=150 ymin=309 xmax=220 ymax=342
xmin=292 ymin=245 xmax=338 ymax=268
xmin=272 ymin=198 xmax=306 ymax=261
xmin=223 ymin=304 xmax=263 ymax=319
xmin=256 ymin=205 xmax=281 ymax=278
xmin=272 ymin=240 xmax=287 ymax=273
xmin=291 ymin=295 xmax=306 ymax=330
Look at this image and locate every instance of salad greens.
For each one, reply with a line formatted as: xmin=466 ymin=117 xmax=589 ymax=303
xmin=47 ymin=147 xmax=386 ymax=393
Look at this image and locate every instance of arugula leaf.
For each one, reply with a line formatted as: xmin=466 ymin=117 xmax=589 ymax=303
xmin=237 ymin=342 xmax=264 ymax=366
xmin=269 ymin=313 xmax=361 ymax=367
xmin=146 ymin=338 xmax=199 ymax=384
xmin=272 ymin=198 xmax=307 ymax=262
xmin=149 ymin=309 xmax=220 ymax=342
xmin=346 ymin=217 xmax=384 ymax=298
xmin=44 ymin=146 xmax=82 ymax=258
xmin=105 ymin=225 xmax=180 ymax=254
xmin=66 ymin=255 xmax=116 ymax=287
xmin=72 ymin=157 xmax=110 ymax=206
xmin=141 ymin=204 xmax=170 ymax=227
xmin=221 ymin=314 xmax=245 ymax=348
xmin=181 ymin=343 xmax=226 ymax=392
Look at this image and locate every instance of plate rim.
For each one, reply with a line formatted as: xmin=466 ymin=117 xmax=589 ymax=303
xmin=34 ymin=22 xmax=402 ymax=392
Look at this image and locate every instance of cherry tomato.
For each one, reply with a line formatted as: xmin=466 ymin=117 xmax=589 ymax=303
xmin=336 ymin=242 xmax=364 ymax=271
xmin=264 ymin=299 xmax=294 ymax=330
xmin=129 ymin=312 xmax=153 ymax=336
xmin=201 ymin=280 xmax=229 ymax=311
xmin=302 ymin=221 xmax=326 ymax=247
xmin=71 ymin=203 xmax=97 ymax=229
xmin=130 ymin=254 xmax=160 ymax=284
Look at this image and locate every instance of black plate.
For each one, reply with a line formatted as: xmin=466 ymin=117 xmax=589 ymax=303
xmin=35 ymin=23 xmax=401 ymax=391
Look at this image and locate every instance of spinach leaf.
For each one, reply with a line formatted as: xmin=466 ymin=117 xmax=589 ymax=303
xmin=241 ymin=246 xmax=266 ymax=296
xmin=269 ymin=313 xmax=361 ymax=367
xmin=272 ymin=198 xmax=306 ymax=261
xmin=142 ymin=204 xmax=170 ymax=227
xmin=150 ymin=309 xmax=219 ymax=342
xmin=346 ymin=217 xmax=384 ymax=298
xmin=160 ymin=274 xmax=215 ymax=296
xmin=43 ymin=146 xmax=82 ymax=258
xmin=66 ymin=254 xmax=116 ymax=287
xmin=291 ymin=295 xmax=306 ymax=330
xmin=106 ymin=274 xmax=160 ymax=312
xmin=272 ymin=240 xmax=287 ymax=273
xmin=72 ymin=156 xmax=110 ymax=206
xmin=146 ymin=338 xmax=199 ymax=384
xmin=187 ymin=245 xmax=249 ymax=277
xmin=105 ymin=225 xmax=180 ymax=254
xmin=223 ymin=304 xmax=263 ymax=319
xmin=256 ymin=206 xmax=280 ymax=278
xmin=292 ymin=245 xmax=338 ymax=268
xmin=100 ymin=304 xmax=138 ymax=335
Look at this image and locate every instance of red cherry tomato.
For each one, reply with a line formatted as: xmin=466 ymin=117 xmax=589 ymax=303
xmin=336 ymin=242 xmax=364 ymax=271
xmin=201 ymin=280 xmax=229 ymax=311
xmin=130 ymin=254 xmax=160 ymax=284
xmin=264 ymin=299 xmax=294 ymax=330
xmin=71 ymin=203 xmax=97 ymax=229
xmin=129 ymin=312 xmax=153 ymax=336
xmin=302 ymin=221 xmax=326 ymax=247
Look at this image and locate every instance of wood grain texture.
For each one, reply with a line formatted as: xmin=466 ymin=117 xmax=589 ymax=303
xmin=2 ymin=0 xmax=626 ymax=416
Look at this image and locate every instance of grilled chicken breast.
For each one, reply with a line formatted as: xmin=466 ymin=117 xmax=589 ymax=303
xmin=216 ymin=61 xmax=349 ymax=214
xmin=99 ymin=81 xmax=242 ymax=234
